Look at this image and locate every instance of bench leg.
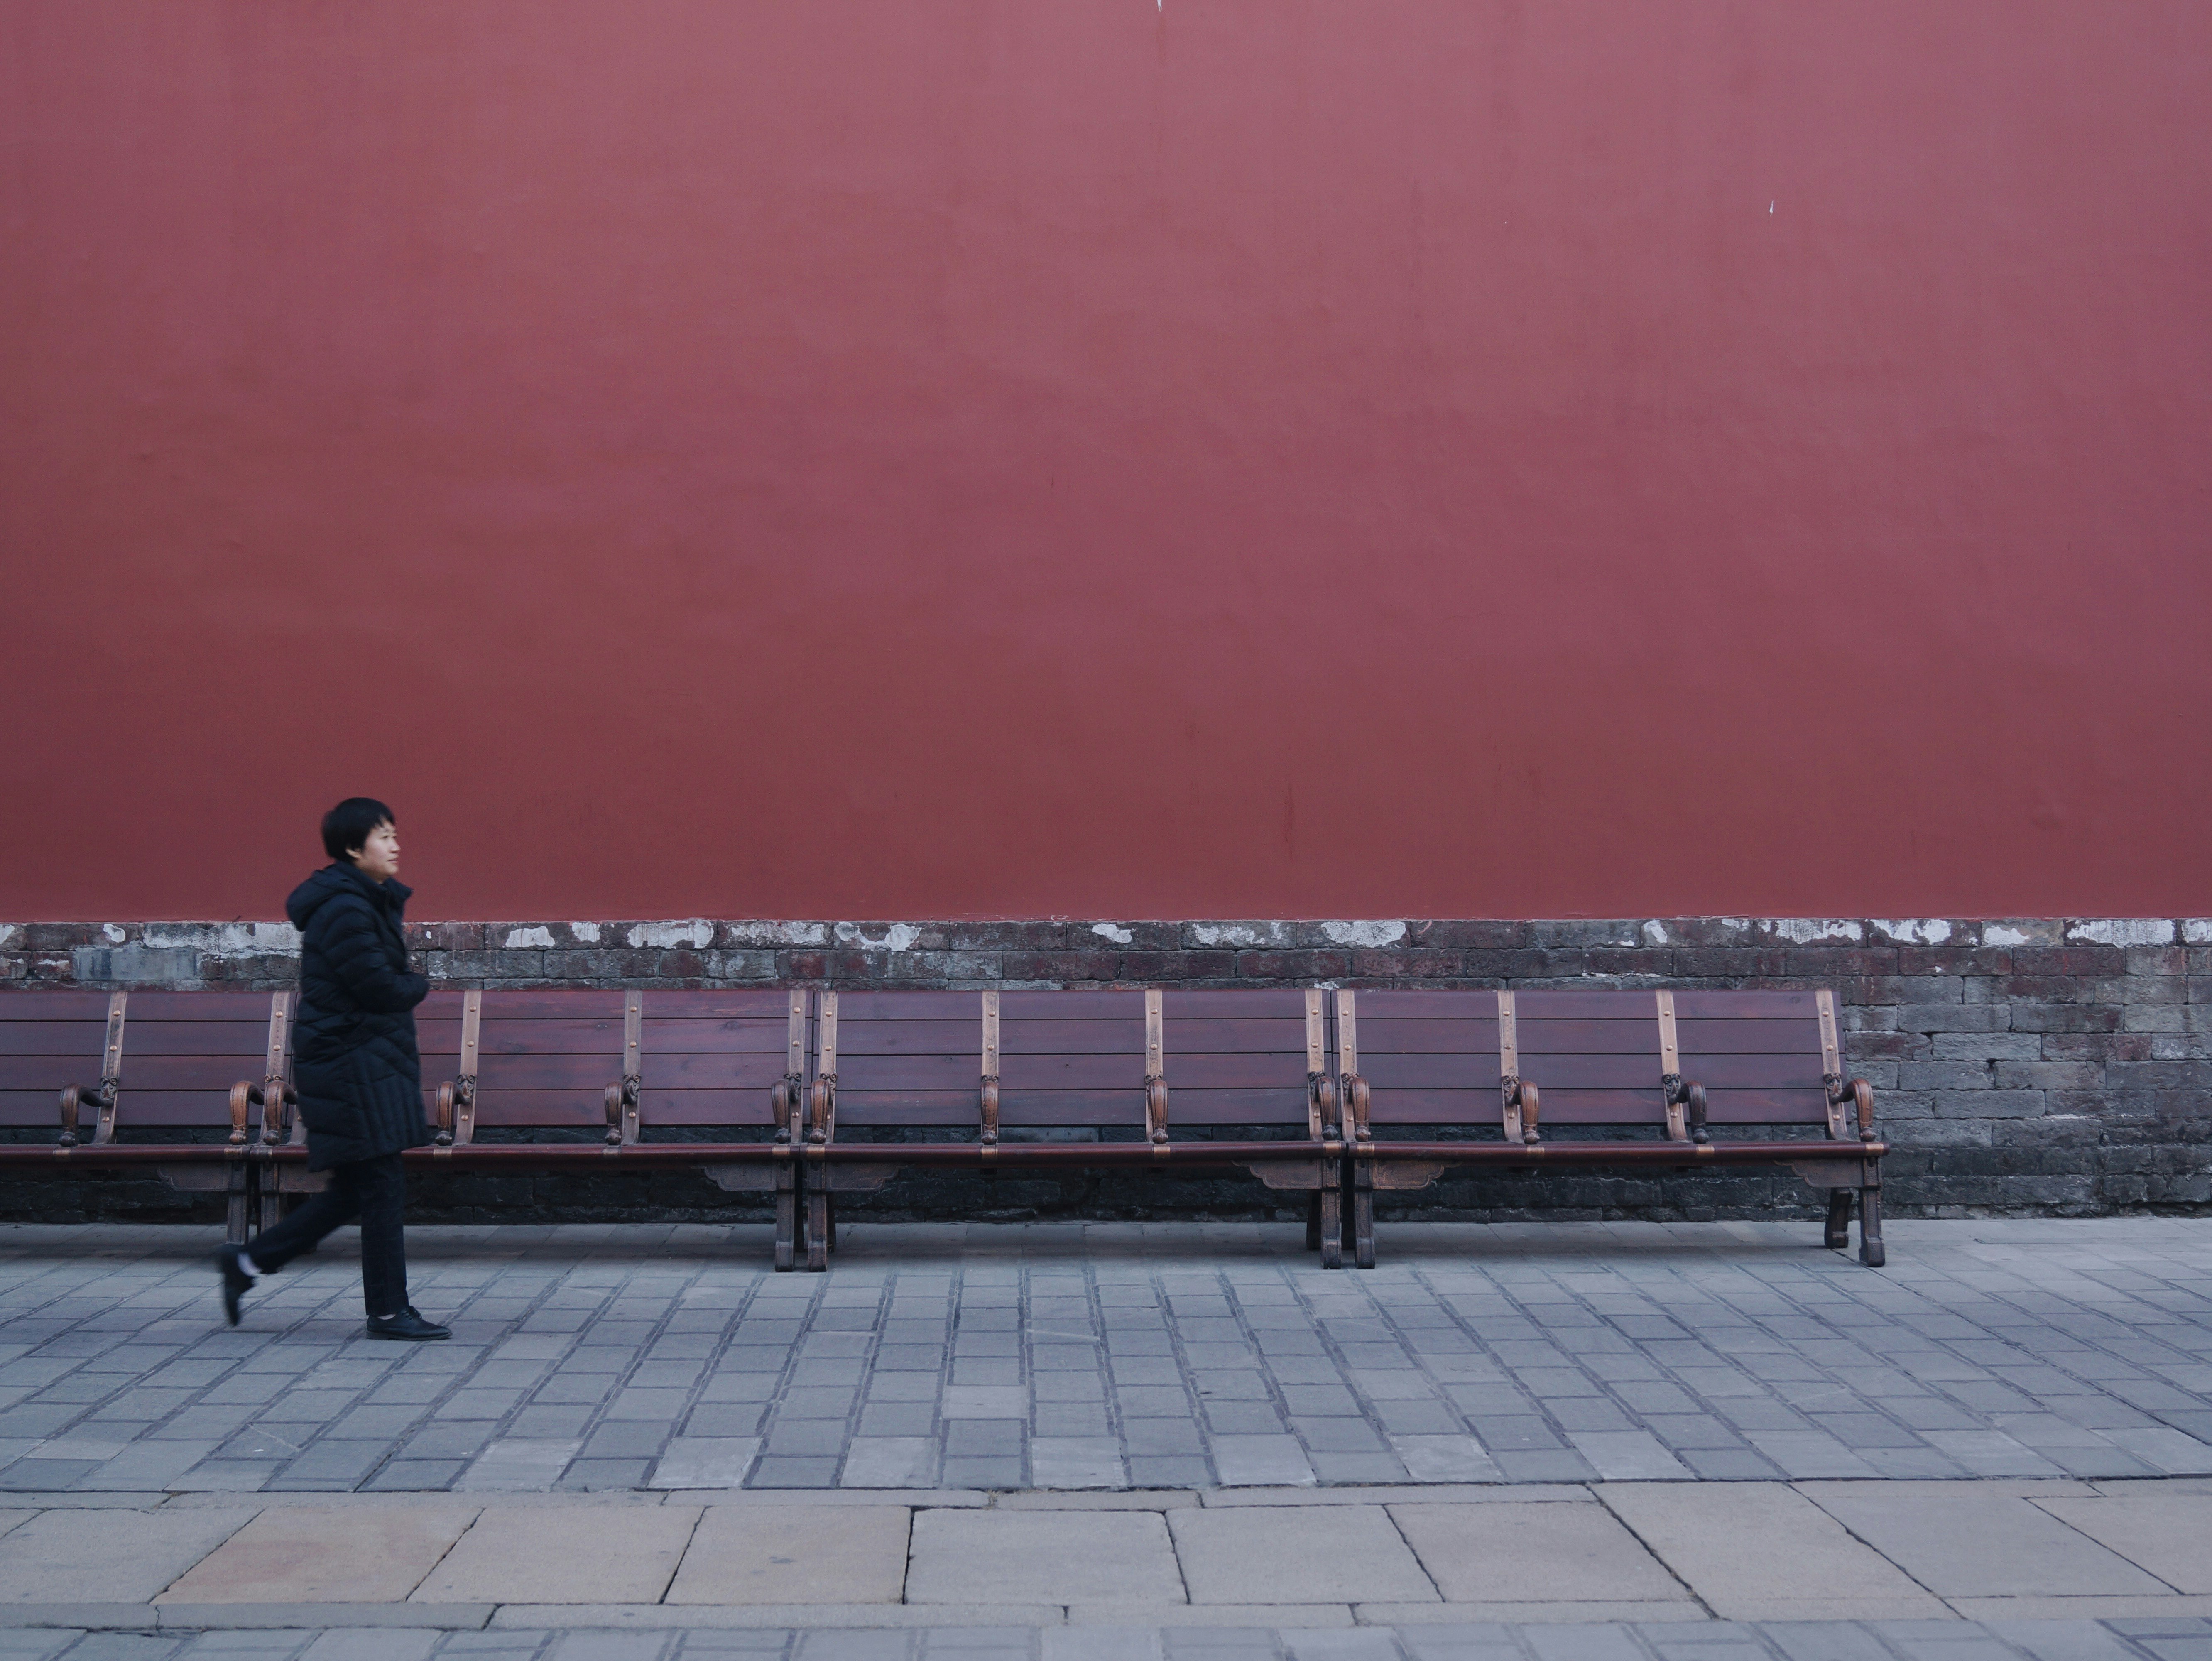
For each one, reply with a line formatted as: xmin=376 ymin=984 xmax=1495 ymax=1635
xmin=1305 ymin=1192 xmax=1323 ymax=1252
xmin=774 ymin=1166 xmax=796 ymax=1272
xmin=225 ymin=1159 xmax=252 ymax=1247
xmin=1350 ymin=1154 xmax=1375 ymax=1270
xmin=1824 ymin=1188 xmax=1853 ymax=1250
xmin=1319 ymin=1177 xmax=1342 ymax=1271
xmin=255 ymin=1171 xmax=286 ymax=1238
xmin=825 ymin=1193 xmax=838 ymax=1255
xmin=1858 ymin=1173 xmax=1886 ymax=1268
xmin=806 ymin=1186 xmax=830 ymax=1271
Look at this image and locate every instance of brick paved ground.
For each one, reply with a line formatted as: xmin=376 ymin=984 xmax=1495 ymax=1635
xmin=0 ymin=1220 xmax=2205 ymax=1495
xmin=0 ymin=1616 xmax=2208 ymax=1661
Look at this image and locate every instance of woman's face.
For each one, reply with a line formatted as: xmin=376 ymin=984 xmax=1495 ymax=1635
xmin=351 ymin=821 xmax=402 ymax=884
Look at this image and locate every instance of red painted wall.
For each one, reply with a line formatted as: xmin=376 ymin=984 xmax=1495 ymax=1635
xmin=5 ymin=2 xmax=2208 ymax=921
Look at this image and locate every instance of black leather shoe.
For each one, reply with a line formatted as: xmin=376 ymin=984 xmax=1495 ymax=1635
xmin=215 ymin=1245 xmax=253 ymax=1328
xmin=365 ymin=1307 xmax=451 ymax=1342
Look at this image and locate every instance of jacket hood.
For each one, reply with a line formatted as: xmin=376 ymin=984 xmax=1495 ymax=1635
xmin=287 ymin=863 xmax=412 ymax=928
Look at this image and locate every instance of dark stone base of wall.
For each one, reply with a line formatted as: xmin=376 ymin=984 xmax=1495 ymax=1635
xmin=5 ymin=916 xmax=2206 ymax=1223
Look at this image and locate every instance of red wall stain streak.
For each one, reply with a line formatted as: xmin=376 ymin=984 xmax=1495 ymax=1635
xmin=4 ymin=2 xmax=2208 ymax=921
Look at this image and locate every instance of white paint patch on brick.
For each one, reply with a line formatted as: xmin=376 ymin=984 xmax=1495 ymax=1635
xmin=1872 ymin=919 xmax=1952 ymax=946
xmin=1641 ymin=921 xmax=1670 ymax=946
xmin=835 ymin=922 xmax=922 ymax=952
xmin=1090 ymin=924 xmax=1134 ymax=945
xmin=1984 ymin=925 xmax=2031 ymax=947
xmin=2181 ymin=920 xmax=2212 ymax=944
xmin=505 ymin=927 xmax=556 ymax=949
xmin=101 ymin=924 xmax=127 ymax=943
xmin=2067 ymin=919 xmax=2175 ymax=948
xmin=627 ymin=921 xmax=713 ymax=951
xmin=1320 ymin=920 xmax=1406 ymax=948
xmin=143 ymin=923 xmax=301 ymax=958
xmin=725 ymin=922 xmax=831 ymax=947
xmin=0 ymin=926 xmax=15 ymax=948
xmin=569 ymin=922 xmax=603 ymax=944
xmin=1771 ymin=919 xmax=1863 ymax=944
xmin=1190 ymin=922 xmax=1286 ymax=948
xmin=1720 ymin=918 xmax=1755 ymax=935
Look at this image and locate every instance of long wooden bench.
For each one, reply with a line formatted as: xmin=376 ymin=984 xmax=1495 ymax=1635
xmin=0 ymin=990 xmax=289 ymax=1241
xmin=2 ymin=983 xmax=1882 ymax=1270
xmin=1338 ymin=987 xmax=1885 ymax=1267
xmin=260 ymin=989 xmax=806 ymax=1267
xmin=799 ymin=988 xmax=1346 ymax=1269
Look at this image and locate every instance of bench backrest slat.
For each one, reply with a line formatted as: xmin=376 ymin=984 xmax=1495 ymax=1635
xmin=638 ymin=989 xmax=792 ymax=1127
xmin=0 ymin=992 xmax=117 ymax=1128
xmin=1514 ymin=991 xmax=1667 ymax=1126
xmin=105 ymin=992 xmax=279 ymax=1129
xmin=1351 ymin=987 xmax=1843 ymax=1132
xmin=470 ymin=992 xmax=624 ymax=1128
xmin=415 ymin=990 xmax=472 ymax=1121
xmin=432 ymin=989 xmax=797 ymax=1131
xmin=830 ymin=989 xmax=1318 ymax=1132
xmin=1674 ymin=989 xmax=1833 ymax=1127
xmin=835 ymin=992 xmax=990 ymax=1127
xmin=1354 ymin=992 xmax=1499 ymax=1125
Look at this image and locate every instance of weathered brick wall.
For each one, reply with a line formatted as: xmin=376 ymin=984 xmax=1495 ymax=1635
xmin=3 ymin=917 xmax=2205 ymax=1225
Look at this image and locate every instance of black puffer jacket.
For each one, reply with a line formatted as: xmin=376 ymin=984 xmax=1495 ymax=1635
xmin=287 ymin=864 xmax=432 ymax=1170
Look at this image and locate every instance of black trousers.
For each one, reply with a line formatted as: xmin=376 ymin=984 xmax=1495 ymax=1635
xmin=247 ymin=1152 xmax=410 ymax=1318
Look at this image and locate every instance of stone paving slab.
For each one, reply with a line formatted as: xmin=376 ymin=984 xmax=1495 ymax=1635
xmin=1592 ymin=1485 xmax=1944 ymax=1622
xmin=0 ymin=1480 xmax=2205 ymax=1631
xmin=0 ymin=1220 xmax=2206 ymax=1497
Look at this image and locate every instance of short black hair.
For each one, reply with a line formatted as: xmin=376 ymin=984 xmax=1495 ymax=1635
xmin=321 ymin=798 xmax=396 ymax=862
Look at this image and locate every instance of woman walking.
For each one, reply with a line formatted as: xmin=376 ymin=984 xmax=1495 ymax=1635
xmin=216 ymin=798 xmax=448 ymax=1339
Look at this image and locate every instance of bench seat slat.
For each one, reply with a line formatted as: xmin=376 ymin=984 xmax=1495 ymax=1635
xmin=0 ymin=1055 xmax=113 ymax=1088
xmin=1680 ymin=1053 xmax=1827 ymax=1088
xmin=108 ymin=993 xmax=270 ymax=1021
xmin=478 ymin=1019 xmax=625 ymax=1055
xmin=445 ymin=991 xmax=625 ymax=1020
xmin=640 ymin=1054 xmax=789 ymax=1088
xmin=471 ymin=1092 xmax=609 ymax=1127
xmin=837 ymin=991 xmax=984 ymax=1020
xmin=639 ymin=1024 xmax=791 ymax=1056
xmin=1677 ymin=1017 xmax=1825 ymax=1053
xmin=115 ymin=1055 xmax=276 ymax=1090
xmin=77 ymin=1090 xmax=252 ymax=1126
xmin=1365 ymin=1091 xmax=1495 ymax=1124
xmin=0 ymin=1022 xmax=117 ymax=1057
xmin=1514 ymin=990 xmax=1660 ymax=1019
xmin=639 ymin=990 xmax=794 ymax=1016
xmin=634 ymin=1096 xmax=780 ymax=1127
xmin=1700 ymin=1088 xmax=1835 ymax=1123
xmin=4 ymin=1022 xmax=258 ymax=1060
xmin=0 ymin=993 xmax=114 ymax=1021
xmin=1364 ymin=1055 xmax=1498 ymax=1089
xmin=1672 ymin=991 xmax=1821 ymax=1018
xmin=475 ymin=1054 xmax=621 ymax=1089
xmin=1356 ymin=1019 xmax=1500 ymax=1053
xmin=1516 ymin=1019 xmax=1668 ymax=1056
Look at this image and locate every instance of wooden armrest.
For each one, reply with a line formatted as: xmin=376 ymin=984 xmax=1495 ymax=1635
xmin=61 ymin=1081 xmax=115 ymax=1149
xmin=1313 ymin=1074 xmax=1339 ymax=1138
xmin=980 ymin=1075 xmax=1000 ymax=1145
xmin=226 ymin=1082 xmax=255 ymax=1147
xmin=1345 ymin=1074 xmax=1372 ymax=1141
